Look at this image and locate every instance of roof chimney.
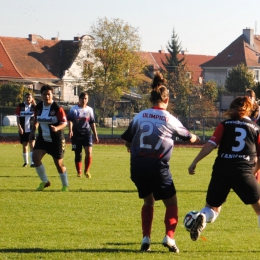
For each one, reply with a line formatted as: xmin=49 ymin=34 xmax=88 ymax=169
xmin=243 ymin=28 xmax=254 ymax=46
xmin=51 ymin=37 xmax=58 ymax=41
xmin=74 ymin=36 xmax=80 ymax=41
xmin=158 ymin=49 xmax=165 ymax=53
xmin=28 ymin=34 xmax=38 ymax=44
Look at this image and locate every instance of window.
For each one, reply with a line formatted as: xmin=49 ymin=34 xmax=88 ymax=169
xmin=186 ymin=72 xmax=191 ymax=79
xmin=254 ymin=70 xmax=260 ymax=82
xmin=227 ymin=69 xmax=232 ymax=76
xmin=74 ymin=86 xmax=78 ymax=96
xmin=83 ymin=61 xmax=94 ymax=76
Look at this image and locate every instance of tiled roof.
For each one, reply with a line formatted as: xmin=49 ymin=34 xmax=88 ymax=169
xmin=201 ymin=34 xmax=260 ymax=67
xmin=0 ymin=35 xmax=80 ymax=81
xmin=138 ymin=51 xmax=214 ymax=83
xmin=0 ymin=39 xmax=21 ymax=78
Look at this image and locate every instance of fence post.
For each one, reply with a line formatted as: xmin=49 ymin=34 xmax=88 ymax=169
xmin=202 ymin=118 xmax=205 ymax=140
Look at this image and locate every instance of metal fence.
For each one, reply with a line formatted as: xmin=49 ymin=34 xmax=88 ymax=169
xmin=0 ymin=112 xmax=225 ymax=140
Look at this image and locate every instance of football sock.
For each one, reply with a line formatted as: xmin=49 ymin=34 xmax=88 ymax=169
xmin=85 ymin=156 xmax=92 ymax=172
xmin=200 ymin=207 xmax=218 ymax=223
xmin=59 ymin=171 xmax=69 ymax=187
xmin=23 ymin=152 xmax=28 ymax=164
xmin=75 ymin=162 xmax=82 ymax=174
xmin=30 ymin=152 xmax=34 ymax=164
xmin=35 ymin=164 xmax=48 ymax=182
xmin=164 ymin=204 xmax=178 ymax=238
xmin=141 ymin=205 xmax=154 ymax=238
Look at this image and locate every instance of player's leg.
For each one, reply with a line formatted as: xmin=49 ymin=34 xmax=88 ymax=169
xmin=33 ymin=149 xmax=50 ymax=191
xmin=52 ymin=139 xmax=69 ymax=192
xmin=83 ymin=134 xmax=93 ymax=178
xmin=29 ymin=135 xmax=35 ymax=167
xmin=161 ymin=194 xmax=179 ymax=253
xmin=53 ymin=157 xmax=69 ymax=191
xmin=83 ymin=146 xmax=92 ymax=178
xmin=71 ymin=136 xmax=83 ymax=177
xmin=22 ymin=141 xmax=29 ymax=167
xmin=33 ymin=138 xmax=50 ymax=191
xmin=190 ymin=168 xmax=227 ymax=241
xmin=140 ymin=193 xmax=154 ymax=252
xmin=251 ymin=200 xmax=260 ymax=227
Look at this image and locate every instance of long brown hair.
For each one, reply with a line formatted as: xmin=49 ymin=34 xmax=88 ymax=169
xmin=224 ymin=96 xmax=253 ymax=119
xmin=150 ymin=72 xmax=169 ymax=104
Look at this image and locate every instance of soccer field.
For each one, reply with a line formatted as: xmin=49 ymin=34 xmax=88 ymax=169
xmin=1 ymin=143 xmax=260 ymax=259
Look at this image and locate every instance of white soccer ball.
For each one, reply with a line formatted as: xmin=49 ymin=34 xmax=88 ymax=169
xmin=183 ymin=210 xmax=200 ymax=232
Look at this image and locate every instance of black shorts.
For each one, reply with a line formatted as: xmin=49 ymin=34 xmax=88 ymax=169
xmin=206 ymin=164 xmax=260 ymax=206
xmin=19 ymin=132 xmax=36 ymax=144
xmin=131 ymin=169 xmax=176 ymax=201
xmin=71 ymin=134 xmax=92 ymax=153
xmin=34 ymin=136 xmax=65 ymax=159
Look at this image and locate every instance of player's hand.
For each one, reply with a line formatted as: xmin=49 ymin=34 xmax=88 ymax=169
xmin=188 ymin=163 xmax=197 ymax=175
xmin=50 ymin=125 xmax=57 ymax=132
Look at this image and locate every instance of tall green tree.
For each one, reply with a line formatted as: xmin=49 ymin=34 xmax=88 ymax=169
xmin=162 ymin=28 xmax=192 ymax=116
xmin=0 ymin=83 xmax=25 ymax=106
xmin=162 ymin=28 xmax=184 ymax=74
xmin=78 ymin=17 xmax=146 ymax=121
xmin=225 ymin=63 xmax=255 ymax=93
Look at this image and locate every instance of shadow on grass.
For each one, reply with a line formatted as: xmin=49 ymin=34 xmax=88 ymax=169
xmin=1 ymin=247 xmax=260 ymax=254
xmin=0 ymin=189 xmax=137 ymax=193
xmin=0 ymin=247 xmax=138 ymax=254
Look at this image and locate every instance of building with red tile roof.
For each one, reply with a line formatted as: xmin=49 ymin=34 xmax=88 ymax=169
xmin=0 ymin=33 xmax=214 ymax=103
xmin=138 ymin=50 xmax=214 ymax=85
xmin=0 ymin=34 xmax=82 ymax=102
xmin=201 ymin=28 xmax=260 ymax=85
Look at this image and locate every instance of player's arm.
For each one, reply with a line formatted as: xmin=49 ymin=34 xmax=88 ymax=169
xmin=124 ymin=140 xmax=131 ymax=152
xmin=90 ymin=123 xmax=99 ymax=144
xmin=188 ymin=123 xmax=223 ymax=175
xmin=50 ymin=108 xmax=67 ymax=132
xmin=188 ymin=142 xmax=216 ymax=175
xmin=16 ymin=116 xmax=23 ymax=134
xmin=189 ymin=133 xmax=201 ymax=143
xmin=253 ymin=134 xmax=260 ymax=175
xmin=68 ymin=121 xmax=73 ymax=138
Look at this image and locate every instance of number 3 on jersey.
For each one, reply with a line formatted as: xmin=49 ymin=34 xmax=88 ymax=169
xmin=232 ymin=127 xmax=246 ymax=152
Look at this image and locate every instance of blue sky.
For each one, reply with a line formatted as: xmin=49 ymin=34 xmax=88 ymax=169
xmin=1 ymin=0 xmax=260 ymax=56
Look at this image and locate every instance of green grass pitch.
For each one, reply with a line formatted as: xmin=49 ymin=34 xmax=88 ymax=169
xmin=1 ymin=143 xmax=260 ymax=259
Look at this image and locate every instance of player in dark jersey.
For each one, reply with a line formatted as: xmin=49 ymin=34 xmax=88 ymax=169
xmin=121 ymin=72 xmax=200 ymax=253
xmin=67 ymin=92 xmax=99 ymax=178
xmin=15 ymin=92 xmax=36 ymax=167
xmin=188 ymin=96 xmax=260 ymax=241
xmin=29 ymin=85 xmax=69 ymax=192
xmin=245 ymin=89 xmax=260 ymax=182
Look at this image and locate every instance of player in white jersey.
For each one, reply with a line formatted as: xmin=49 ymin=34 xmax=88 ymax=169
xmin=29 ymin=85 xmax=69 ymax=192
xmin=15 ymin=92 xmax=36 ymax=167
xmin=67 ymin=92 xmax=99 ymax=178
xmin=121 ymin=72 xmax=200 ymax=253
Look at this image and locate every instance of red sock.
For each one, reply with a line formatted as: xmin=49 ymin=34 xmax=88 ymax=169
xmin=141 ymin=205 xmax=154 ymax=238
xmin=75 ymin=162 xmax=82 ymax=174
xmin=164 ymin=204 xmax=178 ymax=238
xmin=85 ymin=156 xmax=92 ymax=172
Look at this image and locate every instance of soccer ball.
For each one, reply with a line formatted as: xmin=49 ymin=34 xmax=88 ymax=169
xmin=183 ymin=210 xmax=200 ymax=232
